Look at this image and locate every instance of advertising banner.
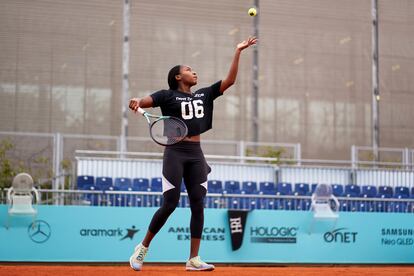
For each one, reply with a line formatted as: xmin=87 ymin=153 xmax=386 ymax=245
xmin=1 ymin=205 xmax=414 ymax=263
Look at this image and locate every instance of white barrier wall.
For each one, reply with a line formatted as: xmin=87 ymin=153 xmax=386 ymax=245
xmin=76 ymin=157 xmax=277 ymax=183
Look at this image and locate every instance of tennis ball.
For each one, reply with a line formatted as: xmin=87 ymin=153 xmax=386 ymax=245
xmin=248 ymin=7 xmax=257 ymax=17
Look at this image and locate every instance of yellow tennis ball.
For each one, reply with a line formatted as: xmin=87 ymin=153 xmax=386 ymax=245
xmin=248 ymin=7 xmax=257 ymax=17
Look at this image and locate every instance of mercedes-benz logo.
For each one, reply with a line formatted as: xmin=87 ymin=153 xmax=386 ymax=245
xmin=28 ymin=220 xmax=51 ymax=243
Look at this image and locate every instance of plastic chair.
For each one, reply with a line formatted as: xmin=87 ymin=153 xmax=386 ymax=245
xmin=77 ymin=175 xmax=94 ymax=190
xmin=309 ymin=184 xmax=339 ymax=233
xmin=259 ymin=182 xmax=276 ymax=195
xmin=208 ymin=180 xmax=223 ymax=193
xmin=294 ymin=183 xmax=310 ymax=196
xmin=276 ymin=182 xmax=292 ymax=195
xmin=6 ymin=173 xmax=40 ymax=229
xmin=242 ymin=181 xmax=258 ymax=194
xmin=361 ymin=185 xmax=377 ymax=198
xmin=344 ymin=184 xmax=361 ymax=197
xmin=378 ymin=186 xmax=393 ymax=198
xmin=95 ymin=177 xmax=113 ymax=191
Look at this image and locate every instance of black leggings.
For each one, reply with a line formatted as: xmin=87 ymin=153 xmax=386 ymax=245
xmin=148 ymin=141 xmax=210 ymax=239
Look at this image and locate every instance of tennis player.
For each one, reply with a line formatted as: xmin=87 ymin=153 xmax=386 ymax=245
xmin=128 ymin=36 xmax=257 ymax=271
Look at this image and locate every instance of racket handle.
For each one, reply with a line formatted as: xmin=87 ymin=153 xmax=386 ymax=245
xmin=137 ymin=107 xmax=146 ymax=115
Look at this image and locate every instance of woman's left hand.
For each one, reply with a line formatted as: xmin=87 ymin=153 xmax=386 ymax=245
xmin=236 ymin=36 xmax=258 ymax=51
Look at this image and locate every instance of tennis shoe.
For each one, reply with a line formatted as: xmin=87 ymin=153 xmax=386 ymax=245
xmin=185 ymin=256 xmax=215 ymax=271
xmin=129 ymin=243 xmax=148 ymax=271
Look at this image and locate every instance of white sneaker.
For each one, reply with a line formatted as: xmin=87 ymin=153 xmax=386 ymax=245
xmin=185 ymin=256 xmax=215 ymax=271
xmin=129 ymin=243 xmax=148 ymax=271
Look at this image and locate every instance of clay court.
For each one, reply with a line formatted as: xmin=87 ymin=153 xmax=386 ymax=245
xmin=2 ymin=264 xmax=414 ymax=276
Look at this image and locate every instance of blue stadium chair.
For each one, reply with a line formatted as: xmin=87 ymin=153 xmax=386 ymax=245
xmin=395 ymin=186 xmax=409 ymax=199
xmin=242 ymin=181 xmax=258 ymax=194
xmin=331 ymin=184 xmax=344 ymax=197
xmin=275 ymin=198 xmax=293 ymax=210
xmin=339 ymin=200 xmax=350 ymax=212
xmin=118 ymin=181 xmax=133 ymax=207
xmin=407 ymin=202 xmax=414 ymax=213
xmin=77 ymin=175 xmax=94 ymax=190
xmin=294 ymin=183 xmax=310 ymax=196
xmin=206 ymin=197 xmax=223 ymax=208
xmin=152 ymin=195 xmax=163 ymax=207
xmin=247 ymin=198 xmax=259 ymax=210
xmin=390 ymin=201 xmax=408 ymax=213
xmin=259 ymin=182 xmax=276 ymax=195
xmin=224 ymin=181 xmax=242 ymax=210
xmin=276 ymin=182 xmax=293 ymax=195
xmin=132 ymin=178 xmax=150 ymax=191
xmin=378 ymin=186 xmax=393 ymax=198
xmin=147 ymin=178 xmax=162 ymax=208
xmin=344 ymin=184 xmax=361 ymax=197
xmin=355 ymin=201 xmax=373 ymax=212
xmin=208 ymin=180 xmax=223 ymax=193
xmin=293 ymin=199 xmax=311 ymax=211
xmin=348 ymin=200 xmax=360 ymax=212
xmin=258 ymin=198 xmax=276 ymax=210
xmin=361 ymin=185 xmax=377 ymax=198
xmin=115 ymin=177 xmax=132 ymax=188
xmin=227 ymin=198 xmax=243 ymax=209
xmin=95 ymin=177 xmax=113 ymax=191
xmin=119 ymin=181 xmax=133 ymax=191
xmin=275 ymin=182 xmax=293 ymax=211
xmin=411 ymin=187 xmax=414 ymax=198
xmin=130 ymin=195 xmax=146 ymax=207
xmin=374 ymin=201 xmax=390 ymax=212
xmin=85 ymin=185 xmax=100 ymax=206
xmin=105 ymin=186 xmax=122 ymax=207
xmin=150 ymin=177 xmax=162 ymax=192
xmin=311 ymin=183 xmax=318 ymax=193
xmin=224 ymin=181 xmax=241 ymax=194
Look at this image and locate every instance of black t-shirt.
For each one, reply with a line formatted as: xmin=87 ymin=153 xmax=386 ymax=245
xmin=150 ymin=81 xmax=222 ymax=136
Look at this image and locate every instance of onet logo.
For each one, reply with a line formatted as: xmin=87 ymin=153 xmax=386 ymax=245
xmin=28 ymin=220 xmax=51 ymax=243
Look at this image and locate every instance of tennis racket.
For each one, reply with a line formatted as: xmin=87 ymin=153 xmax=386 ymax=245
xmin=137 ymin=107 xmax=188 ymax=146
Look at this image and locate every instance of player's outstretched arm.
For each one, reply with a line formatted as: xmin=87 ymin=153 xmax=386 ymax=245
xmin=220 ymin=36 xmax=257 ymax=93
xmin=129 ymin=95 xmax=153 ymax=112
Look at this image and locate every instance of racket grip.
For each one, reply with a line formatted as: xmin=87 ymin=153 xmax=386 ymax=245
xmin=137 ymin=107 xmax=146 ymax=114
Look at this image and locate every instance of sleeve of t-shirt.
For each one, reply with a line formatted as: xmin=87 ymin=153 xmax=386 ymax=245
xmin=210 ymin=80 xmax=223 ymax=101
xmin=150 ymin=90 xmax=167 ymax=107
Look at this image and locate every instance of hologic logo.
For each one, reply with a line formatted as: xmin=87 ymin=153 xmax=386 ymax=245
xmin=28 ymin=220 xmax=51 ymax=243
xmin=324 ymin=228 xmax=357 ymax=243
xmin=80 ymin=225 xmax=139 ymax=241
xmin=250 ymin=226 xmax=298 ymax=243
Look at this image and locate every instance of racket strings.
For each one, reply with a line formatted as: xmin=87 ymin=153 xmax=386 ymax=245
xmin=150 ymin=117 xmax=188 ymax=145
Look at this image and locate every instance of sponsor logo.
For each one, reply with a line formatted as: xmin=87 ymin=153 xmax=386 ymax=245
xmin=175 ymin=97 xmax=192 ymax=101
xmin=230 ymin=217 xmax=243 ymax=234
xmin=168 ymin=227 xmax=225 ymax=241
xmin=250 ymin=226 xmax=298 ymax=243
xmin=28 ymin=220 xmax=51 ymax=243
xmin=381 ymin=228 xmax=414 ymax=246
xmin=228 ymin=210 xmax=248 ymax=250
xmin=80 ymin=225 xmax=139 ymax=241
xmin=323 ymin=228 xmax=357 ymax=243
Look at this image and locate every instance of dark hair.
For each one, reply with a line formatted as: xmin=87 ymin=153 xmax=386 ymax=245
xmin=167 ymin=65 xmax=181 ymax=90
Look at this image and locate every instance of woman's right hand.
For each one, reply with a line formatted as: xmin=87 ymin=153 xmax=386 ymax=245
xmin=129 ymin=98 xmax=140 ymax=112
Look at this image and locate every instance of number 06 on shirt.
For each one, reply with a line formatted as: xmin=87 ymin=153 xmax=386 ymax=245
xmin=137 ymin=107 xmax=188 ymax=146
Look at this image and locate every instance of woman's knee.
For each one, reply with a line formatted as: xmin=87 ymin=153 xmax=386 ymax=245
xmin=162 ymin=199 xmax=178 ymax=214
xmin=190 ymin=198 xmax=204 ymax=214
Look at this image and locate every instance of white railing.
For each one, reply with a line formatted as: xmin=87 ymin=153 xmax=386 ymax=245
xmin=351 ymin=145 xmax=413 ymax=169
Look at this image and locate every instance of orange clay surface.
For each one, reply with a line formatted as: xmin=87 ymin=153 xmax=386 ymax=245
xmin=1 ymin=264 xmax=414 ymax=276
